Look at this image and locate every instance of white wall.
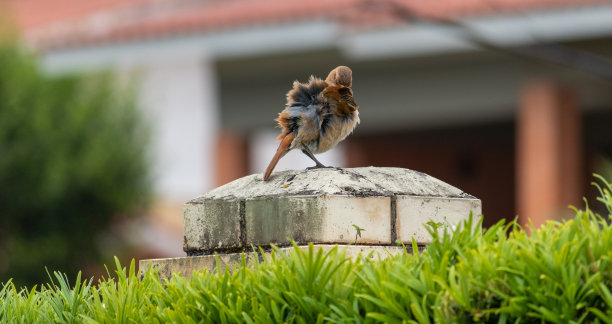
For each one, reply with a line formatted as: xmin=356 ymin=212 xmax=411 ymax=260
xmin=123 ymin=56 xmax=218 ymax=201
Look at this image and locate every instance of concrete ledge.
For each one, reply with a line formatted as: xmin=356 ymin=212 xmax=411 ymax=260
xmin=183 ymin=167 xmax=482 ymax=255
xmin=140 ymin=244 xmax=416 ymax=280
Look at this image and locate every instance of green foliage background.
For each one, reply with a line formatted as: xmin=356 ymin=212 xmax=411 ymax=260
xmin=0 ymin=37 xmax=151 ymax=287
xmin=1 ymin=176 xmax=611 ymax=323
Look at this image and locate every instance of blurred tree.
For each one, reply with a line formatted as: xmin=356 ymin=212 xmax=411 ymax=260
xmin=0 ymin=35 xmax=151 ymax=287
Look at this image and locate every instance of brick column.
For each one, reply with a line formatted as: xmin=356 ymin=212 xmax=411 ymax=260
xmin=214 ymin=129 xmax=249 ymax=187
xmin=516 ymin=81 xmax=582 ymax=228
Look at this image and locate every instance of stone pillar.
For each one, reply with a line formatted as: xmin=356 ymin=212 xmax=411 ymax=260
xmin=516 ymin=81 xmax=582 ymax=228
xmin=141 ymin=167 xmax=482 ymax=278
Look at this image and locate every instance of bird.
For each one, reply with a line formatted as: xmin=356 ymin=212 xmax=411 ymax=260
xmin=263 ymin=66 xmax=360 ymax=181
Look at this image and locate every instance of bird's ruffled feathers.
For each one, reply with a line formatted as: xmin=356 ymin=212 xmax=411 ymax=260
xmin=275 ymin=76 xmax=327 ymax=141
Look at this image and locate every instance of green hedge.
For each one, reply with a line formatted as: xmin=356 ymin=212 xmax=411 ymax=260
xmin=0 ymin=34 xmax=151 ymax=287
xmin=1 ymin=176 xmax=612 ymax=323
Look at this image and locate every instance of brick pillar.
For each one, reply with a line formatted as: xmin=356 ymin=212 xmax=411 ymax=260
xmin=215 ymin=129 xmax=249 ymax=187
xmin=516 ymin=81 xmax=582 ymax=228
xmin=344 ymin=139 xmax=369 ymax=168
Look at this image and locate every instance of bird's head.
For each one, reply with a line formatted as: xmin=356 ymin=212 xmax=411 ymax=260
xmin=325 ymin=66 xmax=352 ymax=87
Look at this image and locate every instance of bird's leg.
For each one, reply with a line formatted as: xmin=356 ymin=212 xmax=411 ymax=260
xmin=301 ymin=146 xmax=332 ymax=169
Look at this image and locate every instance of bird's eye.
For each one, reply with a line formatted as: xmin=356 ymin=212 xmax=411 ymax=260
xmin=337 ymin=87 xmax=352 ymax=96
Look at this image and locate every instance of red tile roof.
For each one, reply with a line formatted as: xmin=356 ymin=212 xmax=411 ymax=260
xmin=2 ymin=0 xmax=151 ymax=30
xmin=4 ymin=0 xmax=612 ymax=51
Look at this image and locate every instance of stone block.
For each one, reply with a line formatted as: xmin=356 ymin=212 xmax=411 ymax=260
xmin=183 ymin=199 xmax=241 ymax=253
xmin=395 ymin=196 xmax=482 ymax=244
xmin=245 ymin=195 xmax=391 ymax=246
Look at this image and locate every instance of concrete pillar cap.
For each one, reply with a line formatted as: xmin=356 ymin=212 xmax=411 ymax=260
xmin=183 ymin=167 xmax=481 ymax=255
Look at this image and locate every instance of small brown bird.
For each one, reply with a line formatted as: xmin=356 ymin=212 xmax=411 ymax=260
xmin=263 ymin=66 xmax=359 ymax=181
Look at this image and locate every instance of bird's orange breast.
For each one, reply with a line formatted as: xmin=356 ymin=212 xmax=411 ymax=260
xmin=317 ymin=111 xmax=360 ymax=153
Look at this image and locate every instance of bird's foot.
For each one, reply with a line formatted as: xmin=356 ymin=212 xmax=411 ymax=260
xmin=306 ymin=165 xmax=334 ymax=170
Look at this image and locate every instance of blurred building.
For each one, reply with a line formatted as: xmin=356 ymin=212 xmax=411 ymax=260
xmin=5 ymin=0 xmax=612 ymax=255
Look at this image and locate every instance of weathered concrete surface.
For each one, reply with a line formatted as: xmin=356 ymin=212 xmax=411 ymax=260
xmin=183 ymin=199 xmax=242 ymax=251
xmin=245 ymin=196 xmax=391 ymax=245
xmin=183 ymin=167 xmax=482 ymax=255
xmin=396 ymin=196 xmax=482 ymax=242
xmin=189 ymin=167 xmax=472 ymax=202
xmin=141 ymin=244 xmax=410 ymax=280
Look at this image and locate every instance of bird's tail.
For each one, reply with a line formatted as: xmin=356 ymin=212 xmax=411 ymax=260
xmin=263 ymin=133 xmax=294 ymax=181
